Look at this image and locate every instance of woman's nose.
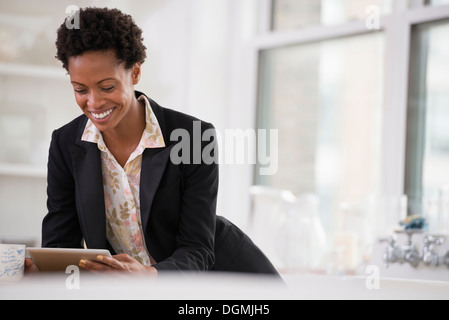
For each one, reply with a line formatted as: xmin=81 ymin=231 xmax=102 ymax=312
xmin=87 ymin=91 xmax=104 ymax=109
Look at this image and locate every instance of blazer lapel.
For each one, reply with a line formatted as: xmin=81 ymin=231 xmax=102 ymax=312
xmin=70 ymin=138 xmax=107 ymax=249
xmin=139 ymin=146 xmax=172 ymax=235
xmin=71 ymin=139 xmax=172 ymax=250
xmin=139 ymin=92 xmax=173 ymax=234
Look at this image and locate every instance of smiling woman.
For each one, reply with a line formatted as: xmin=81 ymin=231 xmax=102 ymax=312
xmin=27 ymin=6 xmax=280 ymax=278
xmin=68 ymin=50 xmax=146 ymax=167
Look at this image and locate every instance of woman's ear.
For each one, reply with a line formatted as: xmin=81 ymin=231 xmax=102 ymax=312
xmin=131 ymin=63 xmax=142 ymax=85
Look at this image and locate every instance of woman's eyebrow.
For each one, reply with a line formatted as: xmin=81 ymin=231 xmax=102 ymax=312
xmin=97 ymin=78 xmax=116 ymax=84
xmin=71 ymin=78 xmax=116 ymax=86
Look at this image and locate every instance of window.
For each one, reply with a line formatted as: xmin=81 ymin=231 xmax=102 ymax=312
xmin=426 ymin=0 xmax=449 ymax=6
xmin=252 ymin=0 xmax=449 ymax=267
xmin=256 ymin=32 xmax=384 ymax=231
xmin=255 ymin=1 xmax=388 ymax=239
xmin=405 ymin=18 xmax=449 ymax=215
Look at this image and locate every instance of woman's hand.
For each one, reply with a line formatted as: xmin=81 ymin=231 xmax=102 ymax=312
xmin=24 ymin=258 xmax=40 ymax=274
xmin=79 ymin=253 xmax=158 ymax=276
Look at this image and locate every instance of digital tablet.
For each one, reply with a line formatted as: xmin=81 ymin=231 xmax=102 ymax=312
xmin=26 ymin=247 xmax=112 ymax=272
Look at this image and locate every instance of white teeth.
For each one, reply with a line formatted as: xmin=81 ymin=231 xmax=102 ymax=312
xmin=92 ymin=108 xmax=114 ymax=119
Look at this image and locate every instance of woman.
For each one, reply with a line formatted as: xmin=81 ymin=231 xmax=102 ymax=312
xmin=26 ymin=7 xmax=278 ymax=276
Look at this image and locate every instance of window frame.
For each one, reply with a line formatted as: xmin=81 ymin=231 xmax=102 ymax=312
xmin=248 ymin=0 xmax=449 ymax=207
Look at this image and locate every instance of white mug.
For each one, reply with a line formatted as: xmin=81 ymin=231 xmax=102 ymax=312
xmin=0 ymin=244 xmax=26 ymax=282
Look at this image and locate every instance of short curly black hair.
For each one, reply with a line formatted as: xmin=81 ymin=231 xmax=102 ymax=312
xmin=55 ymin=7 xmax=147 ymax=71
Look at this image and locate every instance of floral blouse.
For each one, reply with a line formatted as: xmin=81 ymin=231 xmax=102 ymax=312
xmin=81 ymin=94 xmax=165 ymax=266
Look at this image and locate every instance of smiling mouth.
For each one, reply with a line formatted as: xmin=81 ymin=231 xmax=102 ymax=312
xmin=90 ymin=108 xmax=115 ymax=120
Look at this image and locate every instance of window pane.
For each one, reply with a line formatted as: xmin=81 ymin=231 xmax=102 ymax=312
xmin=256 ymin=32 xmax=384 ymax=232
xmin=272 ymin=0 xmax=392 ymax=31
xmin=425 ymin=0 xmax=449 ymax=6
xmin=405 ymin=19 xmax=449 ymax=215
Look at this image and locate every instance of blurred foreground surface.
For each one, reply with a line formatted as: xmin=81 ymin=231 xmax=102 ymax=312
xmin=1 ymin=272 xmax=449 ymax=300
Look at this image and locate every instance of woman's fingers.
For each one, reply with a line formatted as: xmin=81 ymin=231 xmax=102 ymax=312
xmin=97 ymin=254 xmax=126 ymax=270
xmin=78 ymin=253 xmax=156 ymax=275
xmin=24 ymin=258 xmax=40 ymax=273
xmin=79 ymin=256 xmax=123 ymax=272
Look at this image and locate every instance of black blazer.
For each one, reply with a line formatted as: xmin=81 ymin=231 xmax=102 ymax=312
xmin=42 ymin=91 xmax=278 ymax=275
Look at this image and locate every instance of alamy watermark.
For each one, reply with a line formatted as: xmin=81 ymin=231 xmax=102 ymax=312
xmin=65 ymin=265 xmax=80 ymax=290
xmin=365 ymin=5 xmax=380 ymax=30
xmin=65 ymin=5 xmax=80 ymax=30
xmin=365 ymin=265 xmax=380 ymax=290
xmin=170 ymin=122 xmax=279 ymax=176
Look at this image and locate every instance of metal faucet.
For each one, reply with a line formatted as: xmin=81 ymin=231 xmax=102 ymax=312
xmin=444 ymin=251 xmax=449 ymax=267
xmin=380 ymin=231 xmax=449 ymax=268
xmin=380 ymin=231 xmax=420 ymax=268
xmin=422 ymin=235 xmax=445 ymax=267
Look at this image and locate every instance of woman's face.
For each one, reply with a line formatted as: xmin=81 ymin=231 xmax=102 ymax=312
xmin=68 ymin=50 xmax=140 ymax=133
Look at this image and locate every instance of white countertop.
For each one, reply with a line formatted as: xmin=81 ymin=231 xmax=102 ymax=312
xmin=1 ymin=271 xmax=449 ymax=300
